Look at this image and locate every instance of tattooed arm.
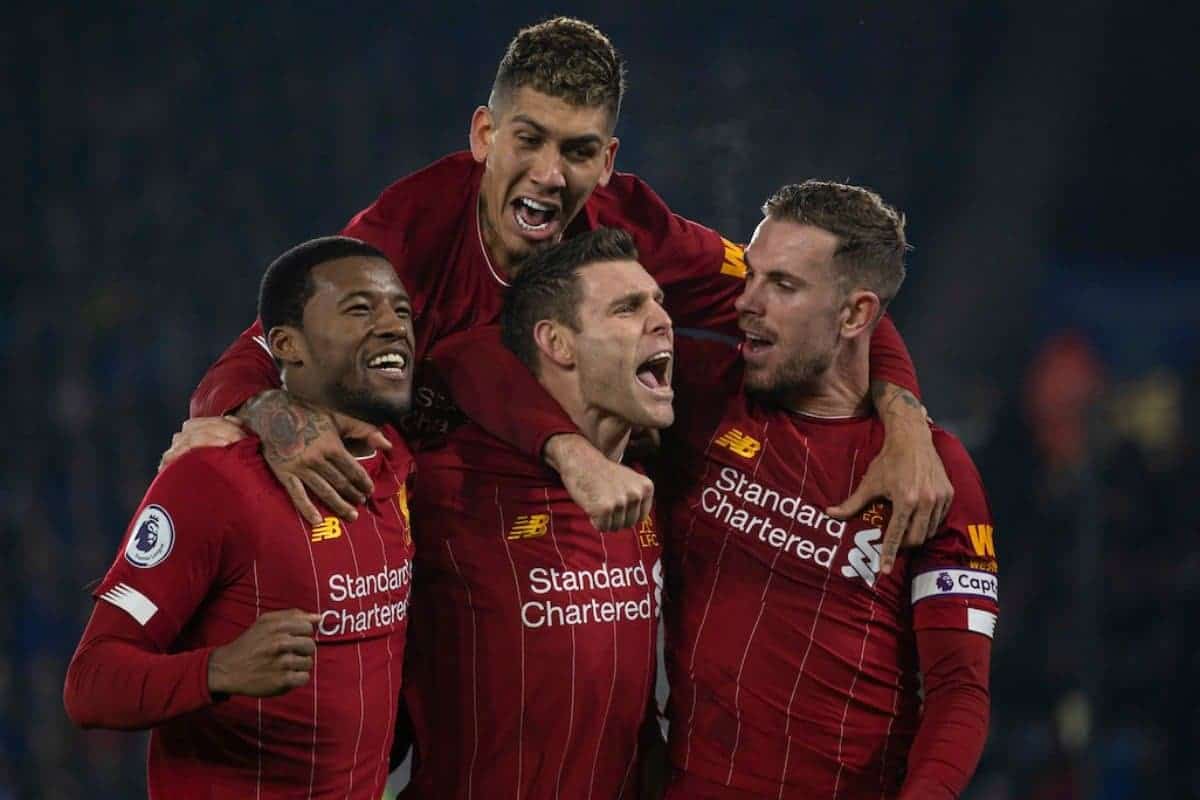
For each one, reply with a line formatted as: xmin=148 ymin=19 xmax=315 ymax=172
xmin=825 ymin=381 xmax=954 ymax=574
xmin=236 ymin=390 xmax=394 ymax=524
xmin=158 ymin=390 xmax=390 ymax=524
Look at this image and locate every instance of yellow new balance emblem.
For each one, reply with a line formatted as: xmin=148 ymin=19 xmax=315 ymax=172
xmin=507 ymin=514 xmax=549 ymax=541
xmin=967 ymin=524 xmax=995 ymax=558
xmin=719 ymin=237 xmax=748 ymax=279
xmin=396 ymin=486 xmax=412 ymax=548
xmin=311 ymin=517 xmax=343 ymax=543
xmin=715 ymin=428 xmax=761 ymax=459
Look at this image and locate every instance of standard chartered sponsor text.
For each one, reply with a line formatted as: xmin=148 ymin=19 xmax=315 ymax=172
xmin=320 ymin=562 xmax=413 ymax=637
xmin=522 ymin=562 xmax=661 ymax=629
xmin=701 ymin=466 xmax=844 ymax=566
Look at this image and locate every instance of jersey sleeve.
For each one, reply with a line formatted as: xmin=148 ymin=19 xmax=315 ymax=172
xmin=870 ymin=314 xmax=921 ymax=400
xmin=900 ymin=628 xmax=991 ymax=800
xmin=427 ymin=325 xmax=579 ymax=459
xmin=189 ymin=320 xmax=281 ymax=417
xmin=92 ymin=452 xmax=244 ymax=649
xmin=909 ymin=433 xmax=998 ymax=638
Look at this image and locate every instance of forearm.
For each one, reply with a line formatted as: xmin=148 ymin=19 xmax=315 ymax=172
xmin=871 ymin=379 xmax=928 ymax=433
xmin=430 ymin=326 xmax=579 ymax=460
xmin=900 ymin=629 xmax=991 ymax=800
xmin=64 ymin=605 xmax=215 ymax=730
xmin=190 ymin=323 xmax=280 ymax=418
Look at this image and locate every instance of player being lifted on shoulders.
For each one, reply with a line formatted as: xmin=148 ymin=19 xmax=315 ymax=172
xmin=174 ymin=17 xmax=950 ymax=560
xmin=660 ymin=182 xmax=996 ymax=799
xmin=403 ymin=227 xmax=673 ymax=799
xmin=64 ymin=237 xmax=417 ymax=800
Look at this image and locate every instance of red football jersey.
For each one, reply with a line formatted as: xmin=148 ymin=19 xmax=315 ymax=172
xmin=402 ymin=421 xmax=663 ymax=799
xmin=90 ymin=430 xmax=415 ymax=799
xmin=190 ymin=152 xmax=920 ymax=456
xmin=661 ymin=338 xmax=998 ymax=799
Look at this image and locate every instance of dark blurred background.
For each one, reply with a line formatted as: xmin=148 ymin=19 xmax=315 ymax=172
xmin=4 ymin=2 xmax=1197 ymax=798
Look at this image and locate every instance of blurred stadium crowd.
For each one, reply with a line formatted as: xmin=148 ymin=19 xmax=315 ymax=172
xmin=4 ymin=3 xmax=1196 ymax=798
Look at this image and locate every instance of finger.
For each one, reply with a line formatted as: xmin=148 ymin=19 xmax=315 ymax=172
xmin=310 ymin=458 xmax=366 ymax=506
xmin=298 ymin=469 xmax=359 ymax=522
xmin=825 ymin=478 xmax=880 ymax=520
xmin=878 ymin=505 xmax=912 ymax=575
xmin=278 ymin=653 xmax=314 ymax=672
xmin=330 ymin=411 xmax=379 ymax=441
xmin=365 ymin=429 xmax=393 ymax=451
xmin=278 ymin=636 xmax=317 ymax=657
xmin=282 ymin=476 xmax=324 ymax=526
xmin=326 ymin=449 xmax=375 ymax=497
xmin=636 ymin=490 xmax=654 ymax=526
xmin=283 ymin=670 xmax=312 ymax=689
xmin=274 ymin=614 xmax=319 ymax=636
xmin=618 ymin=495 xmax=640 ymax=530
xmin=904 ymin=501 xmax=935 ymax=550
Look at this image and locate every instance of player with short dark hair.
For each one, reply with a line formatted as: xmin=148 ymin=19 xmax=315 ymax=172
xmin=64 ymin=237 xmax=417 ymax=799
xmin=402 ymin=227 xmax=671 ymax=798
xmin=660 ymin=181 xmax=996 ymax=799
xmin=500 ymin=226 xmax=639 ymax=370
xmin=181 ymin=17 xmax=950 ymax=564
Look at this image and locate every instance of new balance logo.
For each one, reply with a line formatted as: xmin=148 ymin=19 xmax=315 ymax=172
xmin=507 ymin=514 xmax=549 ymax=541
xmin=311 ymin=517 xmax=343 ymax=543
xmin=967 ymin=524 xmax=995 ymax=558
xmin=715 ymin=428 xmax=761 ymax=459
xmin=840 ymin=527 xmax=882 ymax=586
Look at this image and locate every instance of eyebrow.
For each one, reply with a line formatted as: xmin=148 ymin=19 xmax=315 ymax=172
xmin=743 ymin=253 xmax=806 ymax=285
xmin=608 ymin=289 xmax=663 ymax=311
xmin=339 ymin=289 xmax=411 ymax=307
xmin=511 ymin=114 xmax=605 ymax=149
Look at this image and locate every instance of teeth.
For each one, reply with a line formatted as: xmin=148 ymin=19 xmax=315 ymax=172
xmin=369 ymin=353 xmax=407 ymax=369
xmin=520 ymin=198 xmax=555 ymax=212
xmin=644 ymin=351 xmax=672 ymax=365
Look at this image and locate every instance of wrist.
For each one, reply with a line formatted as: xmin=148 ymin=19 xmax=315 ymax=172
xmin=543 ymin=432 xmax=587 ymax=472
xmin=206 ymin=645 xmax=233 ymax=696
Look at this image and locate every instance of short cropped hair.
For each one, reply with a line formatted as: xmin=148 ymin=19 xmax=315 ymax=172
xmin=490 ymin=17 xmax=626 ymax=130
xmin=259 ymin=236 xmax=387 ymax=335
xmin=501 ymin=227 xmax=639 ymax=372
xmin=763 ymin=181 xmax=909 ymax=306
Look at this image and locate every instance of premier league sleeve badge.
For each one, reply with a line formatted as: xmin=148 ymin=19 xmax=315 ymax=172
xmin=124 ymin=504 xmax=176 ymax=568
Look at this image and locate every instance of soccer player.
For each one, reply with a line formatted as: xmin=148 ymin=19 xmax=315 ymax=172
xmin=402 ymin=228 xmax=670 ymax=798
xmin=63 ymin=237 xmax=418 ymax=799
xmin=660 ymin=182 xmax=997 ymax=799
xmin=179 ymin=17 xmax=950 ymax=559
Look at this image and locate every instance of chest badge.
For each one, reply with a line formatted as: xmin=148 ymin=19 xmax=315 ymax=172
xmin=507 ymin=514 xmax=549 ymax=541
xmin=715 ymin=428 xmax=762 ymax=459
xmin=311 ymin=517 xmax=343 ymax=543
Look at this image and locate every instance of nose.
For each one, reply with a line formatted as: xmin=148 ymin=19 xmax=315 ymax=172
xmin=734 ymin=275 xmax=763 ymax=316
xmin=373 ymin=306 xmax=409 ymax=340
xmin=646 ymin=298 xmax=673 ymax=338
xmin=529 ymin=148 xmax=567 ymax=190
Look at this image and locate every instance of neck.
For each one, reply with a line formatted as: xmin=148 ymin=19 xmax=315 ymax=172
xmin=281 ymin=376 xmax=378 ymax=458
xmin=780 ymin=339 xmax=872 ymax=418
xmin=478 ymin=193 xmax=515 ymax=279
xmin=538 ymin=369 xmax=632 ymax=462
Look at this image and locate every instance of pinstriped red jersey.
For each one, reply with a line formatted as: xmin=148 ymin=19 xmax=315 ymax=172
xmin=661 ymin=337 xmax=998 ymax=799
xmin=403 ymin=421 xmax=662 ymax=799
xmin=91 ymin=430 xmax=414 ymax=799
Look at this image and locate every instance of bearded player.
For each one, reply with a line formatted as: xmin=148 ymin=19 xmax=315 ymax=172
xmin=660 ymin=182 xmax=996 ymax=799
xmin=402 ymin=227 xmax=671 ymax=798
xmin=177 ymin=17 xmax=951 ymax=565
xmin=64 ymin=237 xmax=417 ymax=799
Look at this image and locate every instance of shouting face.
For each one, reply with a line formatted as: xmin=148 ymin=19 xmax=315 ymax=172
xmin=471 ymin=88 xmax=619 ymax=275
xmin=568 ymin=259 xmax=675 ymax=430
